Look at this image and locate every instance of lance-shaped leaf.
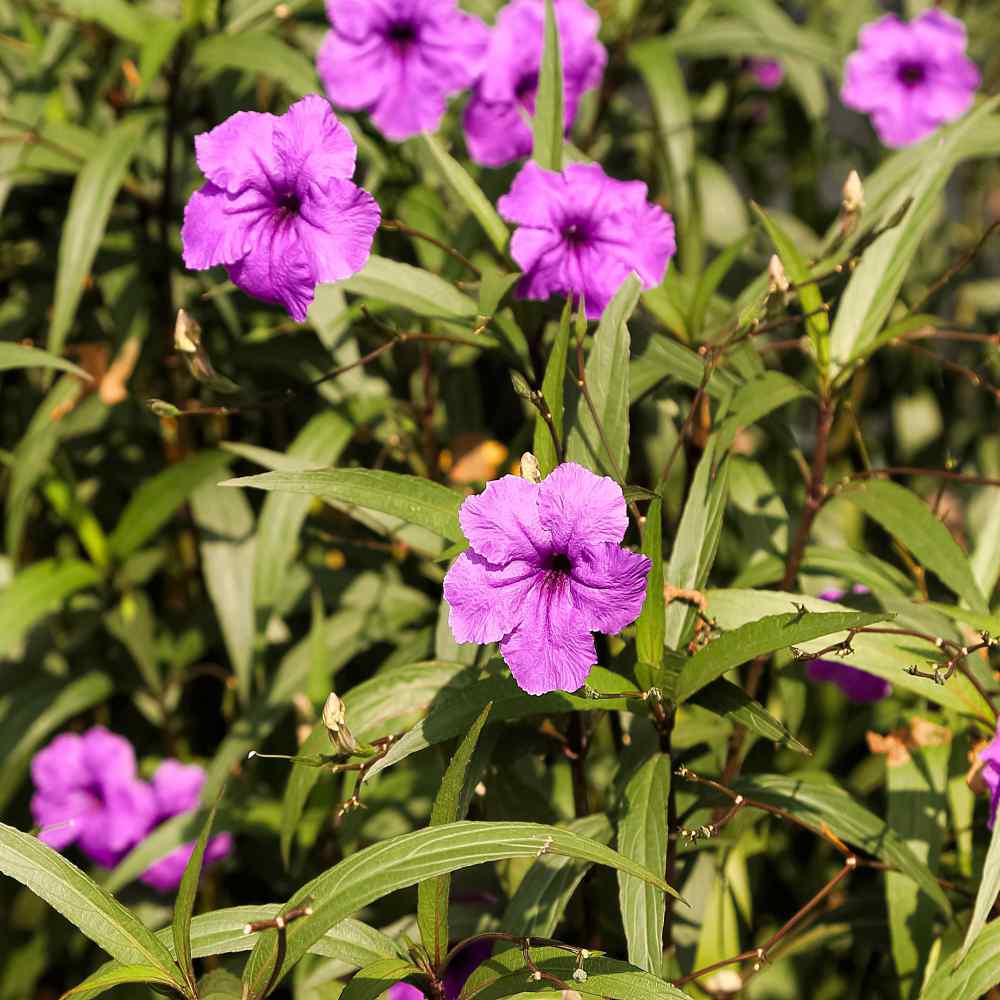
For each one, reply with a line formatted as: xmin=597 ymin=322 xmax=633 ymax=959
xmin=0 ymin=342 xmax=91 ymax=378
xmin=954 ymin=808 xmax=1000 ymax=967
xmin=341 ymin=958 xmax=426 ymax=1000
xmin=919 ymin=916 xmax=1000 ymax=1000
xmin=532 ymin=298 xmax=572 ymax=477
xmin=532 ymin=0 xmax=564 ymax=172
xmin=241 ymin=821 xmax=681 ymax=998
xmin=635 ymin=497 xmax=665 ymax=691
xmin=339 ymin=255 xmax=477 ymax=318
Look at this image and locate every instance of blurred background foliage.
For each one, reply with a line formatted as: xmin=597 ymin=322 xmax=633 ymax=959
xmin=4 ymin=1 xmax=1000 ymax=999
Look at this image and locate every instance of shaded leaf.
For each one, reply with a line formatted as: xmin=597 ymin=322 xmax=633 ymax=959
xmin=532 ymin=0 xmax=564 ymax=172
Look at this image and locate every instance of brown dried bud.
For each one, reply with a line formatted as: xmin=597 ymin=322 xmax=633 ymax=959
xmin=174 ymin=309 xmax=240 ymax=395
xmin=520 ymin=452 xmax=543 ymax=484
xmin=322 ymin=692 xmax=358 ymax=754
xmin=767 ymin=254 xmax=789 ymax=295
xmin=841 ymin=169 xmax=864 ymax=215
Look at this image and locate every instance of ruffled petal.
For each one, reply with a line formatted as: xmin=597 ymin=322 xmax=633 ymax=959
xmin=295 ymin=178 xmax=380 ymax=284
xmin=78 ymin=779 xmax=157 ymax=868
xmin=568 ymin=543 xmax=651 ymax=635
xmin=443 ymin=550 xmax=538 ymax=644
xmin=537 ymin=463 xmax=628 ymax=555
xmin=31 ymin=732 xmax=86 ymax=797
xmin=81 ymin=726 xmax=138 ymax=792
xmin=459 ymin=474 xmax=550 ymax=564
xmin=181 ymin=181 xmax=271 ymax=270
xmin=462 ymin=94 xmax=533 ymax=168
xmin=318 ymin=31 xmax=390 ymax=111
xmin=806 ymin=659 xmax=891 ymax=703
xmin=194 ymin=111 xmax=282 ymax=195
xmin=509 ymin=227 xmax=571 ymax=302
xmin=31 ymin=789 xmax=96 ymax=850
xmin=368 ymin=53 xmax=449 ymax=141
xmin=276 ymin=95 xmax=358 ymax=186
xmin=387 ymin=985 xmax=426 ymax=1000
xmin=498 ymin=161 xmax=567 ymax=228
xmin=499 ymin=574 xmax=596 ymax=694
xmin=139 ymin=832 xmax=233 ymax=892
xmin=151 ymin=760 xmax=205 ymax=820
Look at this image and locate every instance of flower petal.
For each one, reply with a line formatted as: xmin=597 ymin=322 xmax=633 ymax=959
xmin=151 ymin=760 xmax=205 ymax=820
xmin=500 ymin=574 xmax=596 ymax=695
xmin=81 ymin=726 xmax=138 ymax=792
xmin=462 ymin=94 xmax=533 ymax=168
xmin=318 ymin=31 xmax=391 ymax=112
xmin=569 ymin=543 xmax=651 ymax=635
xmin=459 ymin=474 xmax=550 ymax=563
xmin=194 ymin=111 xmax=282 ymax=195
xmin=296 ymin=178 xmax=380 ymax=284
xmin=275 ymin=95 xmax=359 ymax=186
xmin=443 ymin=550 xmax=538 ymax=644
xmin=78 ymin=779 xmax=157 ymax=868
xmin=31 ymin=789 xmax=96 ymax=850
xmin=31 ymin=732 xmax=86 ymax=797
xmin=181 ymin=181 xmax=271 ymax=271
xmin=498 ymin=160 xmax=567 ymax=228
xmin=537 ymin=463 xmax=628 ymax=555
xmin=806 ymin=659 xmax=891 ymax=703
xmin=140 ymin=832 xmax=233 ymax=892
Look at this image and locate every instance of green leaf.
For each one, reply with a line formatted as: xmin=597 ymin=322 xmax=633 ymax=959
xmin=617 ymin=754 xmax=669 ymax=975
xmin=190 ymin=483 xmax=256 ymax=703
xmin=565 ymin=275 xmax=641 ymax=478
xmin=341 ymin=959 xmax=425 ymax=1000
xmin=339 ymin=255 xmax=478 ymax=318
xmin=533 ymin=298 xmax=572 ymax=477
xmin=635 ymin=497 xmax=665 ymax=691
xmin=0 ymin=343 xmax=91 ymax=379
xmin=919 ymin=918 xmax=1000 ymax=1000
xmin=242 ymin=821 xmax=679 ymax=998
xmin=197 ymin=969 xmax=242 ymax=1000
xmin=363 ymin=663 xmax=639 ymax=783
xmin=173 ymin=797 xmax=222 ymax=993
xmin=675 ymin=610 xmax=890 ymax=703
xmin=109 ymin=451 xmax=233 ymax=561
xmin=503 ymin=814 xmax=612 ymax=938
xmin=49 ymin=118 xmax=146 ymax=359
xmin=532 ymin=0 xmax=564 ymax=172
xmin=0 ymin=559 xmax=100 ymax=658
xmin=192 ymin=32 xmax=318 ymax=96
xmin=830 ymin=97 xmax=1000 ymax=376
xmin=0 ymin=824 xmax=186 ymax=991
xmin=419 ymin=703 xmax=493 ymax=967
xmin=59 ymin=965 xmax=181 ymax=1000
xmin=714 ymin=371 xmax=811 ymax=455
xmin=955 ymin=808 xmax=1000 ymax=966
xmin=460 ymin=946 xmax=690 ymax=1000
xmin=689 ymin=235 xmax=750 ymax=337
xmin=421 ymin=134 xmax=509 ymax=253
xmin=629 ymin=334 xmax=739 ymax=403
xmin=729 ymin=774 xmax=951 ymax=916
xmin=0 ymin=672 xmax=113 ymax=812
xmin=840 ymin=480 xmax=987 ymax=613
xmin=687 ymin=677 xmax=811 ymax=754
xmin=279 ymin=721 xmax=329 ymax=870
xmin=224 ymin=468 xmax=463 ymax=543
xmin=752 ymin=202 xmax=830 ymax=371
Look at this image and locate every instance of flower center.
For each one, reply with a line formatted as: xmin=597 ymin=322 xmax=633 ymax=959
xmin=897 ymin=61 xmax=926 ymax=88
xmin=274 ymin=190 xmax=301 ymax=220
xmin=560 ymin=220 xmax=591 ymax=247
xmin=515 ymin=71 xmax=539 ymax=110
xmin=387 ymin=20 xmax=418 ymax=48
xmin=549 ymin=553 xmax=572 ymax=573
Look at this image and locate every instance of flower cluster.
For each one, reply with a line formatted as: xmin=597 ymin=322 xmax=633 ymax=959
xmin=841 ymin=10 xmax=980 ymax=147
xmin=444 ymin=462 xmax=651 ymax=695
xmin=805 ymin=588 xmax=890 ymax=703
xmin=31 ymin=727 xmax=230 ymax=892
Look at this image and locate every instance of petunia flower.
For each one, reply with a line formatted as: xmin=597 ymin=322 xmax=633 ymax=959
xmin=841 ymin=10 xmax=980 ymax=147
xmin=748 ymin=58 xmax=783 ymax=90
xmin=805 ymin=588 xmax=891 ymax=703
xmin=978 ymin=723 xmax=1000 ymax=829
xmin=30 ymin=727 xmax=157 ymax=869
xmin=463 ymin=0 xmax=606 ymax=168
xmin=318 ymin=0 xmax=490 ymax=142
xmin=497 ymin=160 xmax=675 ymax=319
xmin=140 ymin=759 xmax=233 ymax=892
xmin=181 ymin=95 xmax=380 ymax=322
xmin=443 ymin=462 xmax=651 ymax=695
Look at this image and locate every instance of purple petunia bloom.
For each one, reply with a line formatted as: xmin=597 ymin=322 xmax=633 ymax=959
xmin=462 ymin=0 xmax=606 ymax=168
xmin=444 ymin=463 xmax=651 ymax=695
xmin=139 ymin=760 xmax=233 ymax=893
xmin=318 ymin=0 xmax=490 ymax=142
xmin=979 ymin=723 xmax=1000 ymax=829
xmin=497 ymin=160 xmax=675 ymax=319
xmin=805 ymin=588 xmax=891 ymax=703
xmin=841 ymin=10 xmax=980 ymax=148
xmin=748 ymin=58 xmax=783 ymax=90
xmin=31 ymin=727 xmax=157 ymax=869
xmin=181 ymin=95 xmax=380 ymax=322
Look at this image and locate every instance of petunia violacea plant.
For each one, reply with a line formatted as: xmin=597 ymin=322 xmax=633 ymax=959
xmin=181 ymin=95 xmax=380 ymax=322
xmin=444 ymin=462 xmax=651 ymax=696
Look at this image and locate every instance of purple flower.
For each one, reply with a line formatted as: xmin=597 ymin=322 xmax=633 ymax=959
xmin=979 ymin=723 xmax=1000 ymax=829
xmin=463 ymin=0 xmax=606 ymax=167
xmin=30 ymin=727 xmax=157 ymax=869
xmin=387 ymin=940 xmax=492 ymax=999
xmin=841 ymin=10 xmax=980 ymax=147
xmin=318 ymin=0 xmax=489 ymax=142
xmin=181 ymin=95 xmax=380 ymax=322
xmin=139 ymin=760 xmax=233 ymax=893
xmin=443 ymin=463 xmax=651 ymax=695
xmin=805 ymin=588 xmax=890 ymax=703
xmin=497 ymin=160 xmax=675 ymax=319
xmin=748 ymin=58 xmax=783 ymax=90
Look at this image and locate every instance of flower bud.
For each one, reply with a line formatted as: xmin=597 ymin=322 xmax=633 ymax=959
xmin=322 ymin=692 xmax=358 ymax=754
xmin=767 ymin=254 xmax=790 ymax=295
xmin=174 ymin=309 xmax=240 ymax=395
xmin=841 ymin=169 xmax=864 ymax=214
xmin=520 ymin=452 xmax=543 ymax=484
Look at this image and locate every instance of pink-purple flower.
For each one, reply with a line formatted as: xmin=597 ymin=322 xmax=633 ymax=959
xmin=318 ymin=0 xmax=490 ymax=142
xmin=444 ymin=463 xmax=651 ymax=695
xmin=497 ymin=160 xmax=675 ymax=319
xmin=463 ymin=0 xmax=606 ymax=167
xmin=805 ymin=588 xmax=890 ymax=703
xmin=30 ymin=727 xmax=231 ymax=891
xmin=841 ymin=10 xmax=980 ymax=148
xmin=748 ymin=58 xmax=783 ymax=90
xmin=387 ymin=940 xmax=492 ymax=998
xmin=979 ymin=724 xmax=1000 ymax=829
xmin=181 ymin=95 xmax=380 ymax=322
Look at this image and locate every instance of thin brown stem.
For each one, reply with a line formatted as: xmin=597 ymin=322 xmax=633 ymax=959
xmin=381 ymin=219 xmax=481 ymax=277
xmin=908 ymin=220 xmax=1000 ymax=314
